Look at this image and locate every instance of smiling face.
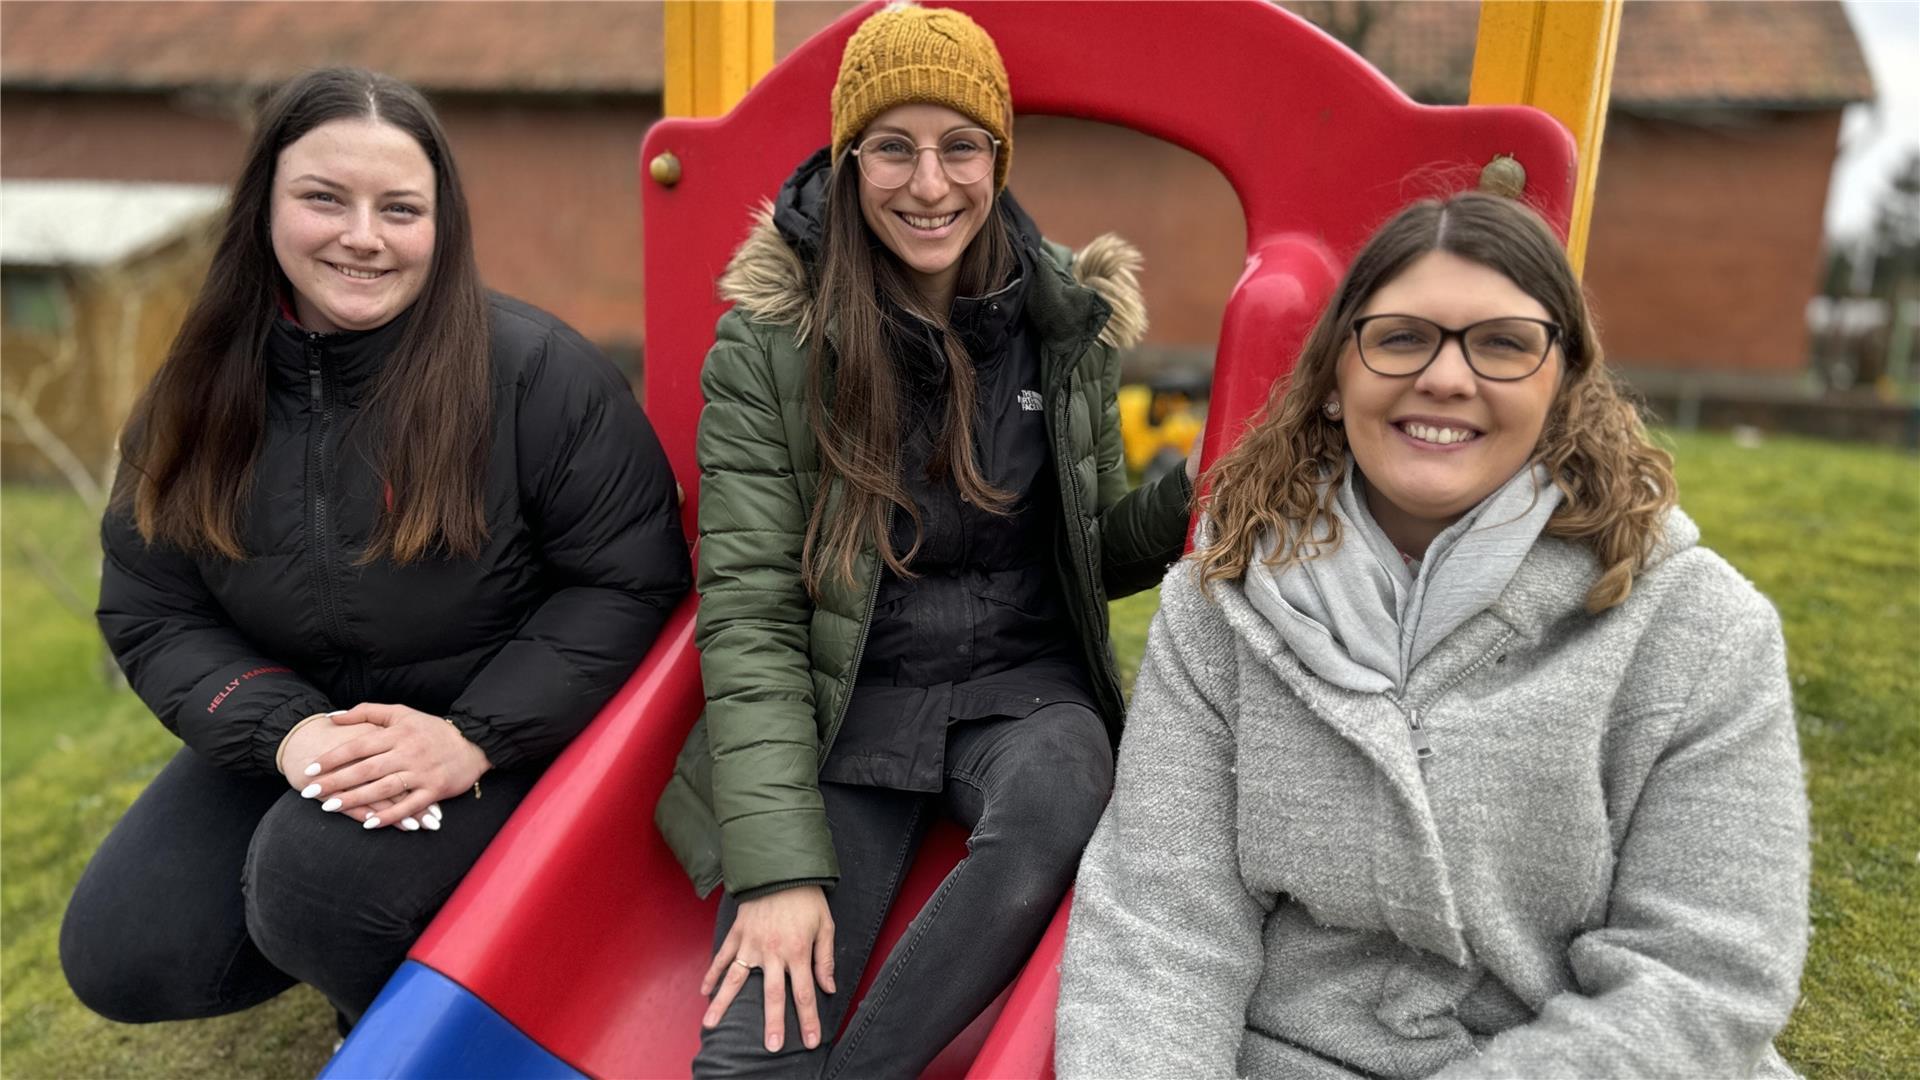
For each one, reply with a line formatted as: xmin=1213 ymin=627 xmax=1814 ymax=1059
xmin=269 ymin=117 xmax=436 ymax=333
xmin=855 ymin=103 xmax=996 ymax=310
xmin=1333 ymin=250 xmax=1563 ymax=553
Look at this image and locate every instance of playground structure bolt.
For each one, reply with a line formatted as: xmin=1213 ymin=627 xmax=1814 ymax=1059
xmin=1478 ymin=154 xmax=1527 ymax=199
xmin=650 ymin=153 xmax=683 ymax=187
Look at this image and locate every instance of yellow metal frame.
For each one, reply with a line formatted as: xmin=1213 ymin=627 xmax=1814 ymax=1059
xmin=1469 ymin=0 xmax=1623 ymax=274
xmin=661 ymin=0 xmax=1620 ymax=262
xmin=664 ymin=0 xmax=774 ymax=118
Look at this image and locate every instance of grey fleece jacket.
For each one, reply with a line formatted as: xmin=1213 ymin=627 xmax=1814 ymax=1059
xmin=1056 ymin=510 xmax=1809 ymax=1079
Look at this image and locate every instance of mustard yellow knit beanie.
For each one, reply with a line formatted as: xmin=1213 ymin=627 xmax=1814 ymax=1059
xmin=831 ymin=3 xmax=1013 ymax=191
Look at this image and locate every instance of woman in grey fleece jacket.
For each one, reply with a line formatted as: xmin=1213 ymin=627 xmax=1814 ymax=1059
xmin=1056 ymin=193 xmax=1808 ymax=1079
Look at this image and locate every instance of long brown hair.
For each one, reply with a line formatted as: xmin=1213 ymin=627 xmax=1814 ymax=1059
xmin=800 ymin=156 xmax=1017 ymax=595
xmin=118 ymin=67 xmax=491 ymax=564
xmin=1198 ymin=192 xmax=1675 ymax=613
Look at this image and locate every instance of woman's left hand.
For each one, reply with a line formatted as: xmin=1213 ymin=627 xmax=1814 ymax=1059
xmin=302 ymin=703 xmax=491 ymax=829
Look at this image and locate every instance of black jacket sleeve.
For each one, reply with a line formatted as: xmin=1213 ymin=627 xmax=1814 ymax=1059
xmin=97 ymin=498 xmax=335 ymax=776
xmin=443 ymin=323 xmax=692 ymax=768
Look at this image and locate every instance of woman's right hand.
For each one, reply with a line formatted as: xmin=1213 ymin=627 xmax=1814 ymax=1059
xmin=700 ymin=885 xmax=836 ymax=1053
xmin=278 ymin=717 xmax=439 ymax=831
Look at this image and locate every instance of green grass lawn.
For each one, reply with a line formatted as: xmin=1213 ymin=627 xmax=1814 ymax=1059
xmin=2 ymin=430 xmax=1915 ymax=1077
xmin=1 ymin=492 xmax=338 ymax=1078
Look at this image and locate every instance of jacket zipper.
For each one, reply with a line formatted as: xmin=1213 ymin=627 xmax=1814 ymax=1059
xmin=818 ymin=500 xmax=893 ymax=765
xmin=1054 ymin=383 xmax=1100 ymax=586
xmin=1393 ymin=629 xmax=1516 ymax=762
xmin=1404 ymin=707 xmax=1434 ymax=759
xmin=304 ymin=337 xmax=363 ymax=703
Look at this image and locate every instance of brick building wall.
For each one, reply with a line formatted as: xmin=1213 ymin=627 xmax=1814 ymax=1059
xmin=1011 ymin=117 xmax=1244 ymax=351
xmin=0 ymin=89 xmax=1245 ymax=356
xmin=2 ymin=89 xmax=659 ymax=351
xmin=0 ymin=87 xmax=1851 ymax=380
xmin=1582 ymin=109 xmax=1842 ymax=375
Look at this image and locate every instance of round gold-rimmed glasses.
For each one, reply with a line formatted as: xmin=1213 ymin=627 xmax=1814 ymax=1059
xmin=849 ymin=128 xmax=1000 ymax=189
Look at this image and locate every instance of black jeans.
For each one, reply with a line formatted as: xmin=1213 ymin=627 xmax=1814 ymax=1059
xmin=693 ymin=702 xmax=1114 ymax=1079
xmin=60 ymin=747 xmax=536 ymax=1026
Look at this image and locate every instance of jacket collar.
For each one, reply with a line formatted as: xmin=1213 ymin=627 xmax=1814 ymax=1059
xmin=1487 ymin=505 xmax=1699 ymax=644
xmin=949 ymin=247 xmax=1029 ymax=358
xmin=889 ymin=253 xmax=1032 ymax=393
xmin=1215 ymin=506 xmax=1702 ymax=672
xmin=265 ymin=305 xmax=415 ymax=399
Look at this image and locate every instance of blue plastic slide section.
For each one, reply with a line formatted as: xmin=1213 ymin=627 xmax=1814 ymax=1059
xmin=320 ymin=961 xmax=583 ymax=1080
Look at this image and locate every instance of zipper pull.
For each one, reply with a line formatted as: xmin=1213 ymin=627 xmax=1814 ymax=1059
xmin=306 ymin=341 xmax=324 ymax=405
xmin=1406 ymin=708 xmax=1434 ymax=759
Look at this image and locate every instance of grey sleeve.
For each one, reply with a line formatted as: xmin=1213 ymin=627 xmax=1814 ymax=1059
xmin=1433 ymin=599 xmax=1808 ymax=1079
xmin=1055 ymin=567 xmax=1268 ymax=1078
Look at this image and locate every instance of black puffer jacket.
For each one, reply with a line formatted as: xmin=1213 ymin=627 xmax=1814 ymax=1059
xmin=99 ymin=294 xmax=692 ymax=775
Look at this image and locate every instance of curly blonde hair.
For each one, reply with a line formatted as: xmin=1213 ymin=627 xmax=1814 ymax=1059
xmin=1196 ymin=192 xmax=1674 ymax=613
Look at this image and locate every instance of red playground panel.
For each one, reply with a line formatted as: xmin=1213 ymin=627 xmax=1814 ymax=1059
xmin=400 ymin=3 xmax=1576 ymax=1077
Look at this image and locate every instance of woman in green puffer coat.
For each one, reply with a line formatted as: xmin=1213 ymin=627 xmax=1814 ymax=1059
xmin=652 ymin=5 xmax=1192 ymax=1076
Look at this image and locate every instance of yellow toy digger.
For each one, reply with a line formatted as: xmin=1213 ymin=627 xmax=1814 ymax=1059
xmin=1118 ymin=368 xmax=1210 ymax=485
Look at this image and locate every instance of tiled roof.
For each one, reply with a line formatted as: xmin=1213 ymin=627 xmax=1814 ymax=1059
xmin=0 ymin=1 xmax=843 ymax=95
xmin=1607 ymin=0 xmax=1873 ymax=108
xmin=1287 ymin=0 xmax=1873 ymax=108
xmin=0 ymin=2 xmax=665 ymax=94
xmin=0 ymin=0 xmax=1873 ymax=109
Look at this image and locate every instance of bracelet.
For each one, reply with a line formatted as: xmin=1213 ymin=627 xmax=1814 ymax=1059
xmin=443 ymin=716 xmax=482 ymax=799
xmin=274 ymin=713 xmax=332 ymax=775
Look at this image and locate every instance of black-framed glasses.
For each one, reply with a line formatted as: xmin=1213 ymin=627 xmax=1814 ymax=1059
xmin=1351 ymin=314 xmax=1561 ymax=381
xmin=849 ymin=128 xmax=1000 ymax=189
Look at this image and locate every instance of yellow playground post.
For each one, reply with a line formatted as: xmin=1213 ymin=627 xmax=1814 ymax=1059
xmin=1469 ymin=0 xmax=1624 ymax=274
xmin=663 ymin=0 xmax=775 ymax=119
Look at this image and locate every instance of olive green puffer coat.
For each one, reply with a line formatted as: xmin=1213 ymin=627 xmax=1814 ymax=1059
xmin=655 ymin=209 xmax=1193 ymax=898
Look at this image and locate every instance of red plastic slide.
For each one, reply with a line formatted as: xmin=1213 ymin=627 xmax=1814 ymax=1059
xmin=401 ymin=3 xmax=1577 ymax=1076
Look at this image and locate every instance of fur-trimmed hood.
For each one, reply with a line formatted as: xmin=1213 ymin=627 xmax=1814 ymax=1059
xmin=716 ymin=204 xmax=1148 ymax=351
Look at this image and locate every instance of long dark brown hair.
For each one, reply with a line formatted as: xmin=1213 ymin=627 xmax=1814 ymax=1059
xmin=1198 ymin=192 xmax=1675 ymax=613
xmin=118 ymin=66 xmax=491 ymax=564
xmin=801 ymin=156 xmax=1017 ymax=595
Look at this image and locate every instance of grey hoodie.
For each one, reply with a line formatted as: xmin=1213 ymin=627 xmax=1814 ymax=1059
xmin=1056 ymin=509 xmax=1809 ymax=1079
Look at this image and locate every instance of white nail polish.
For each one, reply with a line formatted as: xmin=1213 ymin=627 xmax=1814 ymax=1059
xmin=322 ymin=797 xmax=343 ymax=812
xmin=328 ymin=710 xmax=349 ymax=717
xmin=300 ymin=783 xmax=322 ymax=799
xmin=401 ymin=817 xmax=420 ymax=831
xmin=429 ymin=803 xmax=442 ymax=818
xmin=422 ymin=815 xmax=441 ymax=831
xmin=304 ymin=762 xmax=321 ymax=777
xmin=364 ymin=816 xmax=381 ymax=829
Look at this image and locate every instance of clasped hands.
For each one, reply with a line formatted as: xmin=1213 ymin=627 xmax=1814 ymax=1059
xmin=276 ymin=703 xmax=490 ymax=833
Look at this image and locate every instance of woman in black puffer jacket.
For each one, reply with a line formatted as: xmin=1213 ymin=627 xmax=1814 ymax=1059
xmin=60 ymin=68 xmax=690 ymax=1032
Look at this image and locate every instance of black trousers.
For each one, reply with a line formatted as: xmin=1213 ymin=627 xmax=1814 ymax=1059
xmin=693 ymin=702 xmax=1114 ymax=1079
xmin=60 ymin=747 xmax=537 ymax=1027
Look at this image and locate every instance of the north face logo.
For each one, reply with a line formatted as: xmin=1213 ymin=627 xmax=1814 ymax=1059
xmin=1018 ymin=389 xmax=1043 ymax=412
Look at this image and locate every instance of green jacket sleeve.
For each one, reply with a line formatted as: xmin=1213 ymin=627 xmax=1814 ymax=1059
xmin=693 ymin=311 xmax=838 ymax=895
xmin=1089 ymin=339 xmax=1193 ymax=599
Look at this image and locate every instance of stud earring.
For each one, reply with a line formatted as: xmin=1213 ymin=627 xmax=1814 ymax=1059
xmin=1322 ymin=399 xmax=1342 ymax=420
